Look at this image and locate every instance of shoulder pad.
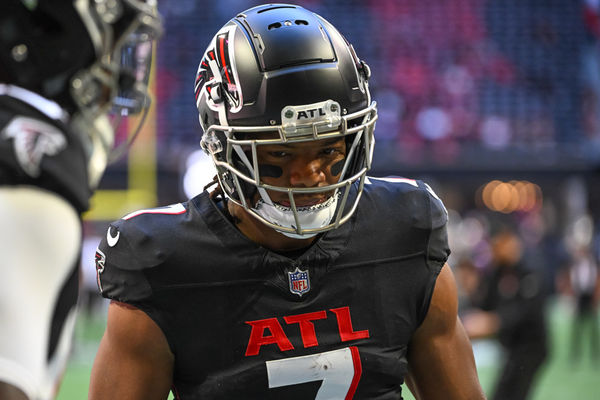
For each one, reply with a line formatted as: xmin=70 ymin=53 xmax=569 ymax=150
xmin=420 ymin=181 xmax=450 ymax=267
xmin=364 ymin=176 xmax=448 ymax=229
xmin=363 ymin=176 xmax=450 ymax=265
xmin=422 ymin=181 xmax=448 ymax=231
xmin=95 ymin=203 xmax=188 ymax=302
xmin=99 ymin=203 xmax=188 ymax=270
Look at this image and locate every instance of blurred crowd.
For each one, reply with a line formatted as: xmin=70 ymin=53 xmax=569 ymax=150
xmin=151 ymin=0 xmax=599 ymax=166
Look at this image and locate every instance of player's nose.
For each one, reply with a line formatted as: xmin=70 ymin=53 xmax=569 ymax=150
xmin=289 ymin=157 xmax=326 ymax=187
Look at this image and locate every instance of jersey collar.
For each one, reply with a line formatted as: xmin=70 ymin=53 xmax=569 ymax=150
xmin=0 ymin=84 xmax=69 ymax=123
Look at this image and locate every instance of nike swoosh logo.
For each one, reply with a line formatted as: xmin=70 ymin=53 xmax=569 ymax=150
xmin=107 ymin=227 xmax=120 ymax=247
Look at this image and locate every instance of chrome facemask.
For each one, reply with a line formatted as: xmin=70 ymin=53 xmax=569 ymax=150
xmin=202 ymin=100 xmax=377 ymax=237
xmin=70 ymin=0 xmax=162 ymax=173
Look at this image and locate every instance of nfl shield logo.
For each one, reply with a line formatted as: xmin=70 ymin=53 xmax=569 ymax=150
xmin=288 ymin=267 xmax=310 ymax=296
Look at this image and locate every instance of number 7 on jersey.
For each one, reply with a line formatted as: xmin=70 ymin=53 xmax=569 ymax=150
xmin=266 ymin=346 xmax=362 ymax=399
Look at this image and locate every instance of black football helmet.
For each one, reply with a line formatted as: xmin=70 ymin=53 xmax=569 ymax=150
xmin=0 ymin=0 xmax=162 ymax=185
xmin=195 ymin=3 xmax=377 ymax=238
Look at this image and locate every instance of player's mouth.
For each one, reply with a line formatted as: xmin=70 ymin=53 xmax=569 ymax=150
xmin=277 ymin=196 xmax=328 ymax=208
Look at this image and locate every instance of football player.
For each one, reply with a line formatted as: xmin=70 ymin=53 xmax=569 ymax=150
xmin=89 ymin=4 xmax=486 ymax=399
xmin=0 ymin=1 xmax=162 ymax=399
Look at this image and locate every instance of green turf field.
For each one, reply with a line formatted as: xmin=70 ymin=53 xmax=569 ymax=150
xmin=56 ymin=297 xmax=598 ymax=399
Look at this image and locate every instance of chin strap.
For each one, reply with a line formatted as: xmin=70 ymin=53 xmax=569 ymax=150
xmin=252 ymin=193 xmax=339 ymax=239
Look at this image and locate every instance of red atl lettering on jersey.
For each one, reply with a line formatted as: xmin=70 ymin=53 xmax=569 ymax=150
xmin=330 ymin=307 xmax=370 ymax=342
xmin=284 ymin=311 xmax=327 ymax=348
xmin=245 ymin=318 xmax=294 ymax=356
xmin=245 ymin=307 xmax=369 ymax=356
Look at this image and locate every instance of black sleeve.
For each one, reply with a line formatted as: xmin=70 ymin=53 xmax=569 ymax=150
xmin=423 ymin=182 xmax=450 ymax=271
xmin=416 ymin=181 xmax=451 ymax=324
xmin=95 ymin=219 xmax=165 ymax=302
xmin=94 ymin=216 xmax=180 ymax=355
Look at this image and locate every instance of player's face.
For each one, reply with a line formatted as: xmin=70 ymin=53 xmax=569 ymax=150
xmin=255 ymin=137 xmax=347 ymax=207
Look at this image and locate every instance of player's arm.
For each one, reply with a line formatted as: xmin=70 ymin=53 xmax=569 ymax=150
xmin=89 ymin=301 xmax=174 ymax=400
xmin=405 ymin=264 xmax=486 ymax=400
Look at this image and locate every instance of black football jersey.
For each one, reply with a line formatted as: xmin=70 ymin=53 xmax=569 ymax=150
xmin=96 ymin=177 xmax=450 ymax=400
xmin=0 ymin=93 xmax=90 ymax=213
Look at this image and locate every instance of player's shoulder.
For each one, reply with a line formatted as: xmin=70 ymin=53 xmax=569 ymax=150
xmin=362 ymin=176 xmax=448 ymax=230
xmin=119 ymin=202 xmax=189 ymax=226
xmin=101 ymin=202 xmax=190 ymax=266
xmin=95 ymin=201 xmax=194 ymax=302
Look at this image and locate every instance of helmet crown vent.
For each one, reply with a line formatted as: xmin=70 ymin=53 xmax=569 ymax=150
xmin=268 ymin=19 xmax=309 ymax=30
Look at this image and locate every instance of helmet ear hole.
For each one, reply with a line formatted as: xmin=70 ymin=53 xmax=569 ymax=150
xmin=209 ymin=83 xmax=223 ymax=103
xmin=359 ymin=60 xmax=371 ymax=81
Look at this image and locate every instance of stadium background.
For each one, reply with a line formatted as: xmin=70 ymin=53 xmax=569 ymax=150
xmin=59 ymin=0 xmax=600 ymax=398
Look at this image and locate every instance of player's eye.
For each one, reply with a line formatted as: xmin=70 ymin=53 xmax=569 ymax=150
xmin=321 ymin=147 xmax=343 ymax=156
xmin=268 ymin=150 xmax=289 ymax=158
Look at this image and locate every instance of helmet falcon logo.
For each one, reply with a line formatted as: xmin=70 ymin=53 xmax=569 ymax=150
xmin=1 ymin=116 xmax=67 ymax=178
xmin=194 ymin=25 xmax=243 ymax=115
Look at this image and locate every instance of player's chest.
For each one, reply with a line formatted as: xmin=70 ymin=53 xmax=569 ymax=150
xmin=163 ymin=256 xmax=429 ymax=398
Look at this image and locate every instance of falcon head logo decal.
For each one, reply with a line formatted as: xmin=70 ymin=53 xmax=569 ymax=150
xmin=1 ymin=116 xmax=67 ymax=178
xmin=194 ymin=24 xmax=243 ymax=114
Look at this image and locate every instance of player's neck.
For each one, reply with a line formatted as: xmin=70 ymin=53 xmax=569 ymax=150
xmin=227 ymin=201 xmax=316 ymax=252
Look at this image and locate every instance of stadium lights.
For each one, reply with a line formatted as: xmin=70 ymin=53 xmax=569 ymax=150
xmin=478 ymin=180 xmax=542 ymax=213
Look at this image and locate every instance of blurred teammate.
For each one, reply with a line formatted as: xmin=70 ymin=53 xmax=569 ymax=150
xmin=0 ymin=1 xmax=162 ymax=399
xmin=566 ymin=244 xmax=600 ymax=364
xmin=89 ymin=4 xmax=485 ymax=399
xmin=464 ymin=228 xmax=548 ymax=400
